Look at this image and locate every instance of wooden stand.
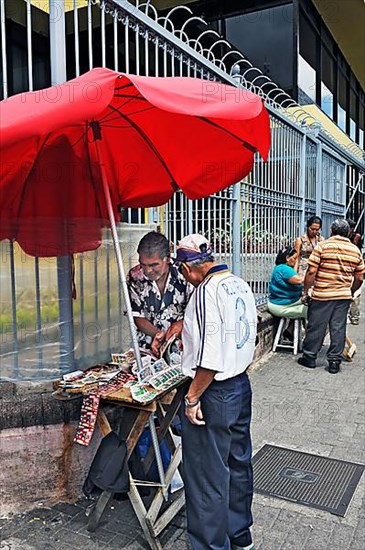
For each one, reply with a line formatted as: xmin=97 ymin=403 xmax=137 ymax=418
xmin=86 ymin=383 xmax=186 ymax=549
xmin=343 ymin=336 xmax=357 ymax=362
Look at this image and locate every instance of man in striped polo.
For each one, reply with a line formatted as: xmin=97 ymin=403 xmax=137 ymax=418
xmin=298 ymin=219 xmax=364 ymax=374
xmin=175 ymin=234 xmax=257 ymax=550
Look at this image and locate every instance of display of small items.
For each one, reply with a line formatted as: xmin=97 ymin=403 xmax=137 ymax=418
xmin=58 ymin=346 xmax=186 ymax=403
xmin=127 ymin=348 xmax=186 ymax=403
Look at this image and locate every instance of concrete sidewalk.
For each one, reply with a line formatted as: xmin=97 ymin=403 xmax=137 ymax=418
xmin=1 ymin=304 xmax=364 ymax=550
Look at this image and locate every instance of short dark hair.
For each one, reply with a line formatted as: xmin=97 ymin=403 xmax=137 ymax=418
xmin=137 ymin=232 xmax=170 ymax=259
xmin=331 ymin=219 xmax=350 ymax=237
xmin=306 ymin=215 xmax=322 ymax=228
xmin=275 ymin=246 xmax=296 ymax=265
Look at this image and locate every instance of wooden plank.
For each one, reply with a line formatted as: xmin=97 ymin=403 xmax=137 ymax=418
xmin=128 ymin=476 xmax=162 ymax=550
xmin=126 ymin=409 xmax=152 ymax=458
xmin=343 ymin=336 xmax=357 ymax=362
xmin=87 ymin=490 xmax=113 ymax=532
xmin=97 ymin=409 xmax=112 ymax=436
xmin=148 ymin=491 xmax=185 ymax=537
xmin=146 ymin=445 xmax=182 ymax=525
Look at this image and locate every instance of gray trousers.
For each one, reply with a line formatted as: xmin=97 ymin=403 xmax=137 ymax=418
xmin=303 ymin=299 xmax=351 ymax=363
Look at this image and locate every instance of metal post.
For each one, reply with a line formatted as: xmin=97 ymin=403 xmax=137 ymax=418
xmin=231 ymin=182 xmax=241 ymax=277
xmin=93 ymin=133 xmax=166 ymax=492
xmin=230 ymin=65 xmax=243 ymax=277
xmin=299 ymin=132 xmax=307 ymax=232
xmin=315 ymin=142 xmax=323 ymax=217
xmin=49 ymin=0 xmax=75 ymax=373
xmin=0 ymin=0 xmax=8 ymax=99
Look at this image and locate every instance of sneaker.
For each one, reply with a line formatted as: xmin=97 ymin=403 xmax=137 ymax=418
xmin=231 ymin=544 xmax=255 ymax=550
xmin=297 ymin=356 xmax=316 ymax=368
xmin=328 ymin=360 xmax=340 ymax=374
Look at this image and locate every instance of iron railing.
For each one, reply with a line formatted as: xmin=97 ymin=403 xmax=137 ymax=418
xmin=1 ymin=0 xmax=363 ymax=380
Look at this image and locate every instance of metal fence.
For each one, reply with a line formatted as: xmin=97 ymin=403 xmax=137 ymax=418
xmin=1 ymin=0 xmax=363 ymax=380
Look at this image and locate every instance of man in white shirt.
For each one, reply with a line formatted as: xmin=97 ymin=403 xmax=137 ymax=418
xmin=175 ymin=234 xmax=257 ymax=550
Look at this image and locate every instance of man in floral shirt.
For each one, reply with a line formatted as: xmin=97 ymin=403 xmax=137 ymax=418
xmin=127 ymin=231 xmax=191 ymax=355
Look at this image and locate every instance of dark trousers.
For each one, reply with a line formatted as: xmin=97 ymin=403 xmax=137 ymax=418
xmin=180 ymin=372 xmax=253 ymax=550
xmin=303 ymin=299 xmax=351 ymax=363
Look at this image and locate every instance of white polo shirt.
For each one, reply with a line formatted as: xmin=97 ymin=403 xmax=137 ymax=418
xmin=181 ymin=265 xmax=257 ymax=381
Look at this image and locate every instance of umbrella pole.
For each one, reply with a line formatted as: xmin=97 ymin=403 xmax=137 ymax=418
xmin=93 ymin=135 xmax=167 ymax=494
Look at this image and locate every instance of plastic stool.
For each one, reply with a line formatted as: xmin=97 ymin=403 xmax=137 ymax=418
xmin=272 ymin=318 xmax=302 ymax=355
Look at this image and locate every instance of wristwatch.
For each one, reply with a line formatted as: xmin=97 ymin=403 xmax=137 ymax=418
xmin=184 ymin=394 xmax=200 ymax=408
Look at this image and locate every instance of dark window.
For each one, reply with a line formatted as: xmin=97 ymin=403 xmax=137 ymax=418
xmin=321 ymin=46 xmax=334 ymax=118
xmin=299 ymin=13 xmax=317 ymax=69
xmin=225 ymin=4 xmax=294 ymax=91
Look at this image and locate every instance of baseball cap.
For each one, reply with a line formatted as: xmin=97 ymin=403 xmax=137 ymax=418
xmin=175 ymin=234 xmax=213 ymax=263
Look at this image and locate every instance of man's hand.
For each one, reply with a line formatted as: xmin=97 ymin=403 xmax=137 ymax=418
xmin=165 ymin=320 xmax=184 ymax=341
xmin=185 ymin=402 xmax=205 ymax=426
xmin=151 ymin=330 xmax=165 ymax=357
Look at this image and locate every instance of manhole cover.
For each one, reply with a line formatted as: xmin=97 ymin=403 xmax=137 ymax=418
xmin=253 ymin=445 xmax=364 ymax=516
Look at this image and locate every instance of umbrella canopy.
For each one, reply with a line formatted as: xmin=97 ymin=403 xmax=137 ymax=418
xmin=0 ymin=67 xmax=270 ymax=257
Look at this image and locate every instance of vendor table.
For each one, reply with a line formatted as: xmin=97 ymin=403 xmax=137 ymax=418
xmin=85 ymin=382 xmax=186 ymax=550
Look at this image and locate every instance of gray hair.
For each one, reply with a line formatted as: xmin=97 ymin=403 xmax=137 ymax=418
xmin=187 ymin=254 xmax=215 ymax=268
xmin=330 ymin=219 xmax=350 ymax=237
xmin=137 ymin=231 xmax=170 ymax=259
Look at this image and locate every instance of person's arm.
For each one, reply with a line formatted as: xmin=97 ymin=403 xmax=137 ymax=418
xmin=134 ymin=317 xmax=160 ymax=338
xmin=351 ymin=271 xmax=364 ymax=295
xmin=151 ymin=320 xmax=185 ymax=357
xmin=165 ymin=319 xmax=184 ymax=340
xmin=294 ymin=237 xmax=302 ymax=271
xmin=287 ymin=274 xmax=303 ymax=285
xmin=184 ymin=367 xmax=217 ymax=426
xmin=303 ymin=265 xmax=318 ymax=295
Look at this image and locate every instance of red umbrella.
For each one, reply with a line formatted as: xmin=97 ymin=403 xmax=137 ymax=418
xmin=1 ymin=67 xmax=270 ymax=401
xmin=0 ymin=67 xmax=270 ymax=258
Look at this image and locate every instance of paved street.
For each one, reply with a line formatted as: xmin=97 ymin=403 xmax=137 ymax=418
xmin=1 ymin=301 xmax=364 ymax=550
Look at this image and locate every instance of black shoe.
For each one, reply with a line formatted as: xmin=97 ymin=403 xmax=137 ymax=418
xmin=297 ymin=356 xmax=316 ymax=368
xmin=328 ymin=360 xmax=340 ymax=374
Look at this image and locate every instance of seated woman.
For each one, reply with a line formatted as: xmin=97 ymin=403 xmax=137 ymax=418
xmin=267 ymin=247 xmax=307 ymax=323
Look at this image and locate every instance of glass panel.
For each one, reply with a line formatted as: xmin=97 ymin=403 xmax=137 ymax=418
xmin=338 ymin=104 xmax=346 ymax=132
xmin=321 ymin=82 xmax=333 ymax=118
xmin=359 ymin=129 xmax=364 ymax=149
xmin=298 ymin=55 xmax=316 ymax=102
xmin=337 ymin=70 xmax=347 ymax=131
xmin=359 ymin=100 xmax=364 ymax=147
xmin=350 ymin=119 xmax=356 ymax=141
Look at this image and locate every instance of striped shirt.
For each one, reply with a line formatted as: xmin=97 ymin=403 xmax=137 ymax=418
xmin=308 ymin=236 xmax=364 ymax=301
xmin=181 ymin=264 xmax=257 ymax=381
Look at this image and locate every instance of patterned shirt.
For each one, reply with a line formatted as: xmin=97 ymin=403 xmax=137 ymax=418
xmin=307 ymin=235 xmax=365 ymax=301
xmin=127 ymin=262 xmax=192 ymax=348
xmin=297 ymin=232 xmax=324 ymax=274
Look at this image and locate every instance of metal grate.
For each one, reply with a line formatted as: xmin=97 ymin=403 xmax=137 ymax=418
xmin=253 ymin=445 xmax=365 ymax=516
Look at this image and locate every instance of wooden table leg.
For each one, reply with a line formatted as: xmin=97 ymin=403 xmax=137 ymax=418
xmin=128 ymin=475 xmax=163 ymax=550
xmin=143 ymin=385 xmax=184 ymax=473
xmin=87 ymin=490 xmax=113 ymax=532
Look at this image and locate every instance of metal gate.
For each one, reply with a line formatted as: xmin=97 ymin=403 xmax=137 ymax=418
xmin=1 ymin=0 xmax=363 ymax=380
